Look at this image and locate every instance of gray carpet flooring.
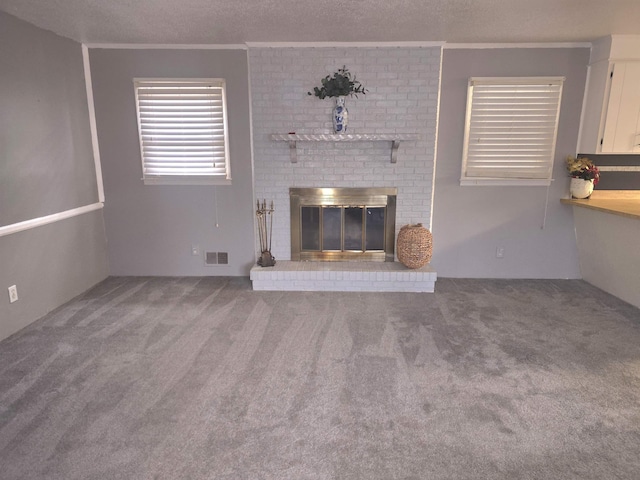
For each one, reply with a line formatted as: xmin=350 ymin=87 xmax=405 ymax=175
xmin=1 ymin=276 xmax=639 ymax=479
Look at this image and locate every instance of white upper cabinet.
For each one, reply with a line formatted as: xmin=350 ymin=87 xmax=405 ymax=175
xmin=600 ymin=62 xmax=640 ymax=153
xmin=578 ymin=36 xmax=640 ymax=154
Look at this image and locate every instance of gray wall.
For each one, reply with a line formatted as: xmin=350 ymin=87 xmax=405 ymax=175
xmin=89 ymin=48 xmax=255 ymax=276
xmin=0 ymin=12 xmax=98 ymax=225
xmin=431 ymin=48 xmax=590 ymax=278
xmin=0 ymin=12 xmax=109 ymax=341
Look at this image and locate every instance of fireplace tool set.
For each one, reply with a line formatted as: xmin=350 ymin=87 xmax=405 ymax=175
xmin=256 ymin=199 xmax=276 ymax=267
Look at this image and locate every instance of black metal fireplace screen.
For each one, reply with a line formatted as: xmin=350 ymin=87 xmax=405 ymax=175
xmin=290 ymin=187 xmax=397 ymax=262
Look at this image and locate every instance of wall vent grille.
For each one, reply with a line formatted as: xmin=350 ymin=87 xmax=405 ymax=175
xmin=205 ymin=252 xmax=228 ymax=266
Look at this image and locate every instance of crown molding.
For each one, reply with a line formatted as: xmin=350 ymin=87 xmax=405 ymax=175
xmin=84 ymin=43 xmax=248 ymax=50
xmin=245 ymin=41 xmax=444 ymax=48
xmin=444 ymin=42 xmax=591 ymax=49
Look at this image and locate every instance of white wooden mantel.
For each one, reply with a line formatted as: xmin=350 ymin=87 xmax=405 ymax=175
xmin=270 ymin=133 xmax=421 ymax=164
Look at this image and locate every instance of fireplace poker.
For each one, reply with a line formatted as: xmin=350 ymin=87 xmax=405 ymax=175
xmin=261 ymin=199 xmax=267 ymax=251
xmin=269 ymin=200 xmax=274 ymax=252
xmin=256 ymin=200 xmax=264 ymax=252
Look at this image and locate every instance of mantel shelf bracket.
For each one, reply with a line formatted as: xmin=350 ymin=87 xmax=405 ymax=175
xmin=270 ymin=133 xmax=420 ymax=164
xmin=391 ymin=140 xmax=400 ymax=164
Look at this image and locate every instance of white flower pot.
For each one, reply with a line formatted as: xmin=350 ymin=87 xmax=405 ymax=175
xmin=570 ymin=177 xmax=594 ymax=199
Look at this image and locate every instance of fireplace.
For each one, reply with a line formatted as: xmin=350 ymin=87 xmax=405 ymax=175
xmin=290 ymin=187 xmax=397 ymax=262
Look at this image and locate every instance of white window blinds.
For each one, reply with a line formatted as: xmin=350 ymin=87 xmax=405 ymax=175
xmin=461 ymin=77 xmax=564 ymax=185
xmin=134 ymin=79 xmax=231 ymax=185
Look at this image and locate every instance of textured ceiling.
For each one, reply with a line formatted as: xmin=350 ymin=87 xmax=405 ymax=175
xmin=1 ymin=0 xmax=640 ymax=45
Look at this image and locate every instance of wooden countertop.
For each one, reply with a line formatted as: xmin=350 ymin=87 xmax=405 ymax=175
xmin=561 ymin=191 xmax=640 ymax=219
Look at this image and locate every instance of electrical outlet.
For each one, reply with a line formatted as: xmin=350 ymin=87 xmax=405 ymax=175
xmin=8 ymin=285 xmax=18 ymax=303
xmin=191 ymin=244 xmax=200 ymax=256
xmin=496 ymin=247 xmax=505 ymax=258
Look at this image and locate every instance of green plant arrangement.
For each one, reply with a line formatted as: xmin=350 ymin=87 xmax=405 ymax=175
xmin=566 ymin=156 xmax=600 ymax=185
xmin=308 ymin=66 xmax=367 ymax=99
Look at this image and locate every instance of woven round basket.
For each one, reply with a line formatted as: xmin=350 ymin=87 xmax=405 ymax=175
xmin=397 ymin=223 xmax=433 ymax=269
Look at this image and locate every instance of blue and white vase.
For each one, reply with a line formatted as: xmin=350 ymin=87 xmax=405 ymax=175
xmin=332 ymin=96 xmax=349 ymax=133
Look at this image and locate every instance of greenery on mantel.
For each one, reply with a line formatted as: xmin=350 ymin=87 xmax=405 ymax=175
xmin=308 ymin=66 xmax=367 ymax=99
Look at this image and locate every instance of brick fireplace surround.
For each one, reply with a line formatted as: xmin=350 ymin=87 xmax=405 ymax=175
xmin=249 ymin=45 xmax=441 ymax=292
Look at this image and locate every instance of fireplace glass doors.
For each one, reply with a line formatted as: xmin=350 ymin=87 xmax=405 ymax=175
xmin=290 ymin=188 xmax=397 ymax=262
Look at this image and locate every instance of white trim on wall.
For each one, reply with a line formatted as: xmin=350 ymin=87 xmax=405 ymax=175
xmin=576 ymin=62 xmax=592 ymax=154
xmin=84 ymin=42 xmax=590 ymax=51
xmin=246 ymin=52 xmax=259 ymax=263
xmin=86 ymin=43 xmax=248 ymax=50
xmin=82 ymin=44 xmax=105 ymax=203
xmin=0 ymin=203 xmax=104 ymax=238
xmin=444 ymin=42 xmax=591 ymax=49
xmin=246 ymin=41 xmax=444 ymax=48
xmin=429 ymin=45 xmax=445 ymax=234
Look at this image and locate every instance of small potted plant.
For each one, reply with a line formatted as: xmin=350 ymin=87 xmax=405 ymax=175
xmin=566 ymin=156 xmax=600 ymax=199
xmin=308 ymin=66 xmax=367 ymax=133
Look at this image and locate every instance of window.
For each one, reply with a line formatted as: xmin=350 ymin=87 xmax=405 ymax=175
xmin=461 ymin=77 xmax=565 ymax=186
xmin=133 ymin=79 xmax=231 ymax=185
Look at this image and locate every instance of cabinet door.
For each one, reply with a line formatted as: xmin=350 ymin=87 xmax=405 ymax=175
xmin=601 ymin=62 xmax=640 ymax=153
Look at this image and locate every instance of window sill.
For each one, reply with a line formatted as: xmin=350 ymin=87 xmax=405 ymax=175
xmin=143 ymin=177 xmax=232 ymax=186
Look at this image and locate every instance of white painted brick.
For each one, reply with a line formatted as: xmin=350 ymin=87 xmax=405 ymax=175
xmin=250 ymin=47 xmax=440 ymax=271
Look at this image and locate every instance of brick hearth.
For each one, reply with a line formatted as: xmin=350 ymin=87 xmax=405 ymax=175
xmin=250 ymin=261 xmax=437 ymax=292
